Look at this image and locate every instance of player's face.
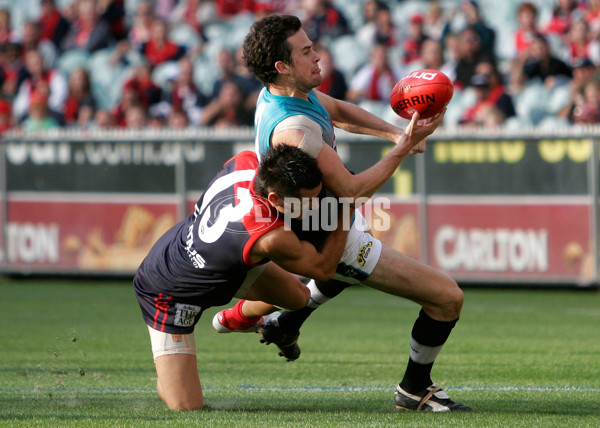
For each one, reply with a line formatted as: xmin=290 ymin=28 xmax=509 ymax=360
xmin=295 ymin=184 xmax=322 ymax=218
xmin=275 ymin=183 xmax=322 ymax=219
xmin=285 ymin=30 xmax=322 ymax=91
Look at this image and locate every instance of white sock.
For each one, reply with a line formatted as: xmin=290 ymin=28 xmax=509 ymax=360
xmin=409 ymin=337 xmax=444 ymax=365
xmin=306 ymin=280 xmax=330 ymax=309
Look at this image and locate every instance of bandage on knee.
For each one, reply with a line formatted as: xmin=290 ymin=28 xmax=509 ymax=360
xmin=147 ymin=326 xmax=196 ymax=359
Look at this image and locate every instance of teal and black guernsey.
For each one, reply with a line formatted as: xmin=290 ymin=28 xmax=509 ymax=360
xmin=253 ymin=87 xmax=337 ymax=248
xmin=254 ymin=87 xmax=335 ymax=158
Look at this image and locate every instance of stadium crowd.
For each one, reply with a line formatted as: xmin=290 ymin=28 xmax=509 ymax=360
xmin=0 ymin=0 xmax=599 ymax=134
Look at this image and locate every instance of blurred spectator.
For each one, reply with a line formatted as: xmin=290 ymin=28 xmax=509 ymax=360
xmin=460 ymin=0 xmax=495 ymax=57
xmin=98 ymin=0 xmax=126 ymax=41
xmin=200 ymin=80 xmax=254 ymax=127
xmin=559 ymin=58 xmax=598 ymax=120
xmin=168 ymin=109 xmax=190 ymax=128
xmin=0 ymin=43 xmax=23 ymax=98
xmin=460 ymin=69 xmax=516 ymax=126
xmin=22 ymin=91 xmax=60 ymax=131
xmin=512 ymin=2 xmax=541 ymax=60
xmin=63 ymin=67 xmax=96 ymax=126
xmin=169 ymin=0 xmax=209 ymax=40
xmin=356 ymin=0 xmax=381 ymax=48
xmin=508 ymin=2 xmax=541 ymax=88
xmin=93 ymin=108 xmax=116 ymax=128
xmin=0 ymin=9 xmax=16 ymax=44
xmin=19 ymin=21 xmax=58 ymax=69
xmin=234 ymin=45 xmax=263 ymax=109
xmin=566 ymin=80 xmax=600 ymax=124
xmin=76 ymin=103 xmax=95 ymax=128
xmin=303 ymin=0 xmax=350 ymax=42
xmin=140 ymin=18 xmax=186 ymax=67
xmin=215 ymin=0 xmax=256 ymax=19
xmin=123 ymin=62 xmax=162 ymax=109
xmin=517 ymin=35 xmax=572 ymax=89
xmin=13 ymin=50 xmax=67 ymax=122
xmin=148 ymin=111 xmax=166 ymax=129
xmin=346 ymin=44 xmax=401 ymax=103
xmin=38 ymin=0 xmax=70 ymax=50
xmin=61 ymin=0 xmax=114 ymax=53
xmin=315 ymin=44 xmax=347 ymax=100
xmin=154 ymin=0 xmax=178 ymax=21
xmin=162 ymin=57 xmax=207 ymax=125
xmin=128 ymin=1 xmax=155 ymax=49
xmin=545 ymin=0 xmax=582 ymax=38
xmin=111 ymin=62 xmax=161 ymax=126
xmin=424 ymin=1 xmax=446 ymax=42
xmin=373 ymin=3 xmax=398 ymax=48
xmin=403 ymin=14 xmax=430 ymax=66
xmin=124 ymin=105 xmax=148 ymax=129
xmin=253 ymin=0 xmax=301 ymax=16
xmin=412 ymin=38 xmax=456 ymax=81
xmin=112 ymin=86 xmax=144 ymax=127
xmin=586 ymin=0 xmax=600 ymax=40
xmin=210 ymin=48 xmax=251 ymax=101
xmin=453 ymin=27 xmax=495 ymax=89
xmin=0 ymin=98 xmax=14 ymax=134
xmin=565 ymin=18 xmax=598 ymax=64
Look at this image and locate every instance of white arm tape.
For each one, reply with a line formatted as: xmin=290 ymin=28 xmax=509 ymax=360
xmin=273 ymin=115 xmax=323 ymax=158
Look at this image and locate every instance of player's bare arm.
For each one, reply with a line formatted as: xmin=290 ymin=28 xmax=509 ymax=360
xmin=250 ymin=218 xmax=349 ymax=282
xmin=314 ymin=90 xmax=444 ymax=154
xmin=272 ymin=112 xmax=431 ymax=199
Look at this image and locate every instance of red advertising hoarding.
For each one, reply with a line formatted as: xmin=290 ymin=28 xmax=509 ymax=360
xmin=426 ymin=198 xmax=592 ymax=285
xmin=3 ymin=194 xmax=179 ymax=273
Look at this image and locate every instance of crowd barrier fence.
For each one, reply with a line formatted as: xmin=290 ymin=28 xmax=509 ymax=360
xmin=1 ymin=125 xmax=598 ymax=287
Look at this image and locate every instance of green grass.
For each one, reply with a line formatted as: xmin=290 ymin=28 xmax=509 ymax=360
xmin=1 ymin=278 xmax=599 ymax=427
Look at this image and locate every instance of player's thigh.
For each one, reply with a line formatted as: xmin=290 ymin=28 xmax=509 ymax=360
xmin=244 ymin=262 xmax=310 ymax=310
xmin=363 ymin=245 xmax=462 ymax=312
xmin=154 ymin=353 xmax=203 ymax=410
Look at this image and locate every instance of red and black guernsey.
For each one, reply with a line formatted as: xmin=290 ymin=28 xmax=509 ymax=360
xmin=133 ymin=151 xmax=284 ymax=334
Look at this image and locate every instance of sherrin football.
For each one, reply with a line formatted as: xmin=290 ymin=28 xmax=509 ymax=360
xmin=390 ymin=69 xmax=454 ymax=119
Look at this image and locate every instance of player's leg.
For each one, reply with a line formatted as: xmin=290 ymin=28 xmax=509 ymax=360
xmin=362 ymin=245 xmax=470 ymax=412
xmin=274 ymin=278 xmax=350 ymax=332
xmin=155 ymin=354 xmax=203 ymax=410
xmin=212 ymin=263 xmax=310 ymax=332
xmin=148 ymin=327 xmax=203 ymax=410
xmin=243 ymin=262 xmax=311 ymax=310
xmin=213 ymin=263 xmax=311 ymax=360
xmin=363 ymin=245 xmax=463 ymax=321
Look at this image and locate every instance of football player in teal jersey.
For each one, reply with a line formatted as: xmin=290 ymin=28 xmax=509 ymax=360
xmin=214 ymin=14 xmax=471 ymax=412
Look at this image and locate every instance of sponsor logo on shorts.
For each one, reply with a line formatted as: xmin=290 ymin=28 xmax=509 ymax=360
xmin=174 ymin=303 xmax=202 ymax=327
xmin=357 ymin=241 xmax=373 ymax=266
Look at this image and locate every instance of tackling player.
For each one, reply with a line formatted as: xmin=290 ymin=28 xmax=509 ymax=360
xmin=134 ymin=145 xmax=356 ymax=410
xmin=213 ymin=15 xmax=471 ymax=412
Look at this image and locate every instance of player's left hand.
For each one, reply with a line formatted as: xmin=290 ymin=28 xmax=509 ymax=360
xmin=399 ymin=108 xmax=446 ymax=155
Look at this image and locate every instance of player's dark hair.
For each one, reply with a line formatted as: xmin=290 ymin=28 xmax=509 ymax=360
xmin=243 ymin=14 xmax=302 ymax=85
xmin=255 ymin=145 xmax=322 ymax=199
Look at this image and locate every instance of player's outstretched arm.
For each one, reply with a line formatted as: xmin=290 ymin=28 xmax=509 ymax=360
xmin=315 ymin=90 xmax=443 ymax=153
xmin=319 ymin=111 xmax=441 ymax=199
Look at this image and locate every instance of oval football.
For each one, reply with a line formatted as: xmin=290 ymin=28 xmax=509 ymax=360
xmin=390 ymin=70 xmax=454 ymax=119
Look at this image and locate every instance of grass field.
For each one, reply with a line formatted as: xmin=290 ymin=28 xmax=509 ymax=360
xmin=1 ymin=278 xmax=599 ymax=427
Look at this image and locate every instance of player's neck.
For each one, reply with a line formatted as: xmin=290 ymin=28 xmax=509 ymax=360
xmin=269 ymin=83 xmax=310 ymax=100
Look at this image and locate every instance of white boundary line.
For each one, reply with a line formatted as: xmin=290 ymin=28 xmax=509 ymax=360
xmin=1 ymin=385 xmax=599 ymax=394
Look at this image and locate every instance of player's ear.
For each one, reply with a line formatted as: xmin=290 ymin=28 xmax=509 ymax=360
xmin=267 ymin=191 xmax=282 ymax=208
xmin=274 ymin=60 xmax=290 ymax=75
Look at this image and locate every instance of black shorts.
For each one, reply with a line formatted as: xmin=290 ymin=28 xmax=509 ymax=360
xmin=135 ymin=290 xmax=205 ymax=335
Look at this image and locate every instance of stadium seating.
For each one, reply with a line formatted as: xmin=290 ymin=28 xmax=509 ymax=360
xmin=57 ymin=49 xmax=90 ymax=76
xmin=329 ymin=34 xmax=368 ymax=83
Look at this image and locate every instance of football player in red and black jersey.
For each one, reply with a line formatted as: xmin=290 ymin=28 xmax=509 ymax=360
xmin=134 ymin=145 xmax=352 ymax=410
